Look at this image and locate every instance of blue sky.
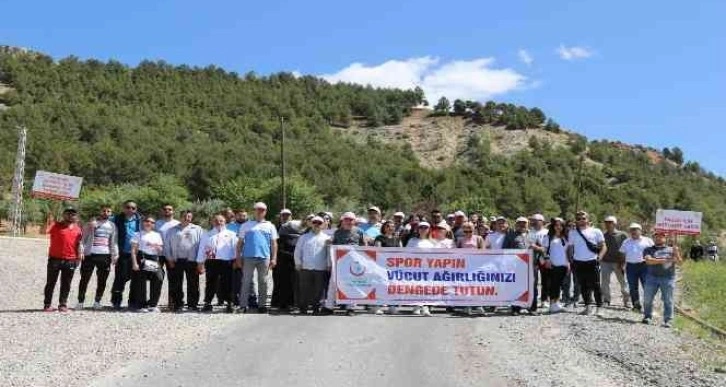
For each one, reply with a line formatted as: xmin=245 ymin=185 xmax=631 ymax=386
xmin=2 ymin=0 xmax=725 ymax=174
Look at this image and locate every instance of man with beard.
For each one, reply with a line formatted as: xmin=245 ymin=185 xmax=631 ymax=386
xmin=272 ymin=213 xmax=302 ymax=312
xmin=77 ymin=205 xmax=118 ymax=310
xmin=111 ymin=201 xmax=141 ymax=310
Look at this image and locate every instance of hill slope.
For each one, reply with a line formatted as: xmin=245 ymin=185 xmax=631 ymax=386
xmin=1 ymin=48 xmax=725 ymax=232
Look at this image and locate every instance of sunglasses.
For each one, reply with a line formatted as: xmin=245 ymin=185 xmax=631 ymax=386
xmin=575 ymin=217 xmax=586 ymax=221
xmin=126 ymin=206 xmax=137 ymax=210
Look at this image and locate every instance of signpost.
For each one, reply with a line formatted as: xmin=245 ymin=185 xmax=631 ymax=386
xmin=30 ymin=171 xmax=84 ymax=201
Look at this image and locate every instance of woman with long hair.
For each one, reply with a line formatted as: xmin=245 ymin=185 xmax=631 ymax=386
xmin=541 ymin=217 xmax=569 ymax=313
xmin=456 ymin=221 xmax=486 ymax=316
xmin=405 ymin=222 xmax=435 ymax=316
xmin=129 ymin=216 xmax=165 ymax=312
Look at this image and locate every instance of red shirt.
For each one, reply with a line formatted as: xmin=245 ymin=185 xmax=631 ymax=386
xmin=48 ymin=222 xmax=83 ymax=260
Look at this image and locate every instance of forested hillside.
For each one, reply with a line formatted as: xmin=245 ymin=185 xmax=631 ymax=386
xmin=1 ymin=49 xmax=725 ymax=232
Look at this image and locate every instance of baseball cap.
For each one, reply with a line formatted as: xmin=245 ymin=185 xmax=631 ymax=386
xmin=515 ymin=216 xmax=529 ymax=223
xmin=454 ymin=210 xmax=466 ymax=218
xmin=311 ymin=216 xmax=324 ymax=224
xmin=393 ymin=211 xmax=405 ymax=218
xmin=436 ymin=221 xmax=451 ymax=231
xmin=629 ymin=223 xmax=642 ymax=230
xmin=280 ymin=208 xmax=292 ymax=215
xmin=489 ymin=216 xmax=497 ymax=222
xmin=496 ymin=216 xmax=506 ymax=222
xmin=446 ymin=214 xmax=455 ymax=219
xmin=63 ymin=207 xmax=78 ymax=214
xmin=531 ymin=214 xmax=545 ymax=222
xmin=341 ymin=212 xmax=356 ymax=220
xmin=418 ymin=221 xmax=431 ymax=228
xmin=604 ymin=216 xmax=617 ymax=223
xmin=368 ymin=206 xmax=381 ymax=214
xmin=253 ymin=202 xmax=267 ymax=210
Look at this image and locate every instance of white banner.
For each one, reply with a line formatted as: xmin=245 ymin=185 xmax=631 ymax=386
xmin=655 ymin=209 xmax=702 ymax=235
xmin=333 ymin=246 xmax=534 ymax=307
xmin=31 ymin=171 xmax=84 ymax=201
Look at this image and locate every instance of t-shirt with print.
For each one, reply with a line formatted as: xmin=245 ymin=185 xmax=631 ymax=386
xmin=239 ymin=220 xmax=279 ymax=260
xmin=486 ymin=232 xmax=506 ymax=249
xmin=619 ymin=237 xmax=654 ymax=264
xmin=567 ymin=227 xmax=605 ymax=261
xmin=332 ymin=227 xmax=365 ymax=246
xmin=644 ymin=245 xmax=677 ymax=277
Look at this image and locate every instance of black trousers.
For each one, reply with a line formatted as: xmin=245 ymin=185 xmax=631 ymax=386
xmin=170 ymin=259 xmax=200 ymax=309
xmin=111 ymin=252 xmax=132 ymax=307
xmin=78 ymin=254 xmax=112 ymax=303
xmin=130 ymin=256 xmax=164 ymax=309
xmin=44 ymin=258 xmax=78 ymax=307
xmin=548 ymin=266 xmax=568 ymax=301
xmin=574 ymin=260 xmax=602 ymax=307
xmin=272 ymin=251 xmax=296 ymax=309
xmin=540 ymin=266 xmax=552 ymax=302
xmin=297 ymin=269 xmax=327 ymax=310
xmin=204 ymin=260 xmax=233 ymax=306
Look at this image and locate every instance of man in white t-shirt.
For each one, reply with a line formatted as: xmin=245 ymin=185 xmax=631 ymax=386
xmin=619 ymin=223 xmax=654 ymax=311
xmin=528 ymin=214 xmax=549 ymax=309
xmin=567 ymin=211 xmax=607 ymax=316
xmin=486 ymin=217 xmax=508 ymax=249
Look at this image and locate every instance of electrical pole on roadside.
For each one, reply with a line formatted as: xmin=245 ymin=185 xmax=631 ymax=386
xmin=280 ymin=116 xmax=287 ymax=210
xmin=10 ymin=126 xmax=27 ymax=237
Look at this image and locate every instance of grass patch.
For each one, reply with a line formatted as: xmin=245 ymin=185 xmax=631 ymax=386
xmin=680 ymin=261 xmax=726 ymax=331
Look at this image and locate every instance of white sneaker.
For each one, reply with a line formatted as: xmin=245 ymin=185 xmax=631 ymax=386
xmin=373 ymin=307 xmax=384 ymax=315
xmin=422 ymin=306 xmax=432 ymax=317
xmin=474 ymin=307 xmax=485 ymax=315
xmin=149 ymin=307 xmax=161 ymax=313
xmin=75 ymin=302 xmax=84 ymax=310
xmin=412 ymin=306 xmax=422 ymax=315
xmin=136 ymin=308 xmax=149 ymax=313
xmin=388 ymin=306 xmax=399 ymax=315
xmin=549 ymin=303 xmax=564 ymax=313
xmin=594 ymin=307 xmax=602 ymax=317
xmin=542 ymin=301 xmax=550 ymax=310
xmin=580 ymin=305 xmax=592 ymax=316
xmin=92 ymin=301 xmax=102 ymax=310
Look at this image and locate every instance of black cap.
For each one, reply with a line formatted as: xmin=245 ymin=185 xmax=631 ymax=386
xmin=63 ymin=207 xmax=78 ymax=214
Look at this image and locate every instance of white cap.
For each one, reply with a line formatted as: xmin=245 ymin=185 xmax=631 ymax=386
xmin=531 ymin=214 xmax=545 ymax=222
xmin=436 ymin=221 xmax=451 ymax=231
xmin=604 ymin=216 xmax=617 ymax=223
xmin=446 ymin=213 xmax=455 ymax=219
xmin=496 ymin=216 xmax=507 ymax=222
xmin=628 ymin=223 xmax=642 ymax=230
xmin=515 ymin=216 xmax=529 ymax=223
xmin=280 ymin=208 xmax=292 ymax=215
xmin=393 ymin=211 xmax=405 ymax=218
xmin=341 ymin=212 xmax=356 ymax=220
xmin=324 ymin=212 xmax=333 ymax=219
xmin=305 ymin=213 xmax=315 ymax=220
xmin=454 ymin=210 xmax=466 ymax=218
xmin=489 ymin=216 xmax=497 ymax=222
xmin=368 ymin=206 xmax=381 ymax=214
xmin=311 ymin=216 xmax=324 ymax=224
xmin=418 ymin=221 xmax=431 ymax=228
xmin=253 ymin=202 xmax=267 ymax=210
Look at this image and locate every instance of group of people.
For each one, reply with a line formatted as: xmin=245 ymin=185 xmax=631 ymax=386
xmin=43 ymin=202 xmax=684 ymax=327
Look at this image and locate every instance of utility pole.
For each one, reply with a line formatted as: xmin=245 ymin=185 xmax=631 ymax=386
xmin=573 ymin=153 xmax=584 ymax=214
xmin=280 ymin=116 xmax=287 ymax=210
xmin=10 ymin=126 xmax=27 ymax=237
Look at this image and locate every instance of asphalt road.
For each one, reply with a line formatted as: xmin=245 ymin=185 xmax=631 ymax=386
xmin=91 ymin=312 xmax=513 ymax=387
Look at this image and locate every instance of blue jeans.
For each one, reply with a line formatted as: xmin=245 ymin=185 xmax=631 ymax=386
xmin=626 ymin=262 xmax=647 ymax=307
xmin=643 ymin=274 xmax=675 ymax=322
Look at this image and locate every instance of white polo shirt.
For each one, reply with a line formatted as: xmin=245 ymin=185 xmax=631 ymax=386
xmin=567 ymin=227 xmax=604 ymax=262
xmin=619 ymin=237 xmax=654 ymax=264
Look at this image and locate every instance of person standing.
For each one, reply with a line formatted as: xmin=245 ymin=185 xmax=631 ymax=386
xmin=689 ymin=240 xmax=704 ymax=262
xmin=236 ymin=202 xmax=278 ymax=314
xmin=294 ymin=216 xmax=331 ymax=314
xmin=359 ymin=206 xmax=383 ymax=243
xmin=76 ymin=205 xmax=118 ymax=310
xmin=600 ymin=216 xmax=629 ymax=308
xmin=321 ymin=211 xmax=366 ymax=316
xmin=156 ymin=204 xmax=180 ymax=309
xmin=273 ymin=218 xmax=303 ymax=311
xmin=541 ymin=218 xmax=570 ymax=313
xmin=619 ymin=223 xmax=654 ymax=312
xmin=392 ymin=212 xmax=406 ymax=238
xmin=504 ymin=217 xmax=536 ymax=315
xmin=374 ymin=221 xmax=403 ymax=248
xmin=642 ymin=231 xmax=681 ymax=327
xmin=44 ymin=207 xmax=84 ymax=312
xmin=451 ymin=211 xmax=467 ymax=240
xmin=166 ymin=210 xmax=204 ymax=312
xmin=129 ymin=217 xmax=164 ymax=312
xmin=111 ymin=200 xmax=141 ymax=310
xmin=227 ymin=209 xmax=252 ymax=307
xmin=528 ymin=214 xmax=549 ymax=309
xmin=486 ymin=217 xmax=508 ymax=249
xmin=433 ymin=222 xmax=455 ymax=248
xmin=456 ymin=221 xmax=485 ymax=316
xmin=406 ymin=222 xmax=436 ymax=316
xmin=567 ymin=211 xmax=607 ymax=316
xmin=199 ymin=214 xmax=239 ymax=313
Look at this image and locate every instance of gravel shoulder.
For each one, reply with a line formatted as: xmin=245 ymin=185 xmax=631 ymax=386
xmin=1 ymin=237 xmax=724 ymax=387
